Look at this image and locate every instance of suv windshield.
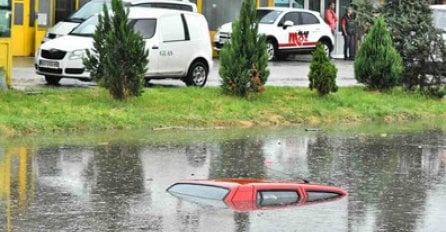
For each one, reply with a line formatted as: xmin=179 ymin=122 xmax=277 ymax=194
xmin=432 ymin=9 xmax=446 ymax=31
xmin=258 ymin=10 xmax=282 ymax=24
xmin=69 ymin=1 xmax=111 ymax=23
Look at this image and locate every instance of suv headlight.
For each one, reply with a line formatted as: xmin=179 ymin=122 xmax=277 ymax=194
xmin=69 ymin=49 xmax=85 ymax=60
xmin=214 ymin=27 xmax=221 ymax=42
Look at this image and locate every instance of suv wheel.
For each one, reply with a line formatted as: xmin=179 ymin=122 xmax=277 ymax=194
xmin=184 ymin=60 xmax=208 ymax=87
xmin=266 ymin=40 xmax=276 ymax=61
xmin=45 ymin=75 xmax=61 ymax=85
xmin=320 ymin=41 xmax=331 ymax=56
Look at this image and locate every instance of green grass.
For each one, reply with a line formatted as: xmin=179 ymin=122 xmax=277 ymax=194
xmin=0 ymin=86 xmax=444 ymax=136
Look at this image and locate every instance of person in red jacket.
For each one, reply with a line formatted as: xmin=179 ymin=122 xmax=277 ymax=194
xmin=324 ymin=1 xmax=338 ymax=34
xmin=324 ymin=1 xmax=337 ymax=58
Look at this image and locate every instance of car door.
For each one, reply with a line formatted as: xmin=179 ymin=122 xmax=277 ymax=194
xmin=295 ymin=12 xmax=323 ymax=49
xmin=132 ymin=18 xmax=159 ymax=77
xmin=156 ymin=14 xmax=190 ymax=77
xmin=275 ymin=12 xmax=306 ymax=50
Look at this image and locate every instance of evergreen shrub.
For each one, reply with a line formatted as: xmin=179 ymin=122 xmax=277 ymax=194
xmin=219 ymin=0 xmax=269 ymax=97
xmin=354 ymin=16 xmax=402 ymax=91
xmin=381 ymin=0 xmax=446 ymax=97
xmin=84 ymin=0 xmax=148 ymax=100
xmin=308 ymin=43 xmax=338 ymax=96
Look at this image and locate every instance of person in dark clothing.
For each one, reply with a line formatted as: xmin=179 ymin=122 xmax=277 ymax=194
xmin=341 ymin=7 xmax=356 ymax=60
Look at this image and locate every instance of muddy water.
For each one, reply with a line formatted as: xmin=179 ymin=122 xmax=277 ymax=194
xmin=0 ymin=126 xmax=445 ymax=232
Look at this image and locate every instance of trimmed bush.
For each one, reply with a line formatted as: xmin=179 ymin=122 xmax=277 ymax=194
xmin=354 ymin=16 xmax=402 ymax=91
xmin=84 ymin=0 xmax=148 ymax=100
xmin=308 ymin=43 xmax=338 ymax=96
xmin=219 ymin=0 xmax=269 ymax=97
xmin=381 ymin=0 xmax=446 ymax=97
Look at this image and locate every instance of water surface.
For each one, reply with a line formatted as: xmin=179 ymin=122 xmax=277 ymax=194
xmin=1 ymin=126 xmax=445 ymax=231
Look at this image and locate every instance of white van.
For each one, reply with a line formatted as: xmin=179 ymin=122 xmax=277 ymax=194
xmin=35 ymin=8 xmax=213 ymax=87
xmin=42 ymin=0 xmax=197 ymax=43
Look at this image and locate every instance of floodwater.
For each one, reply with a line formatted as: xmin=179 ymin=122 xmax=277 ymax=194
xmin=1 ymin=125 xmax=445 ymax=232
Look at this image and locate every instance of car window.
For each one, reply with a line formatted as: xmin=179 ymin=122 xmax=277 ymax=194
xmin=432 ymin=9 xmax=446 ymax=30
xmin=159 ymin=14 xmax=185 ymax=42
xmin=256 ymin=190 xmax=300 ymax=207
xmin=132 ymin=19 xmax=157 ymax=39
xmin=167 ymin=184 xmax=229 ymax=200
xmin=279 ymin=12 xmax=300 ymax=26
xmin=258 ymin=10 xmax=282 ymax=24
xmin=136 ymin=3 xmax=193 ymax=12
xmin=70 ymin=15 xmax=99 ymax=36
xmin=306 ymin=191 xmax=341 ymax=202
xmin=69 ymin=1 xmax=111 ymax=22
xmin=300 ymin=12 xmax=319 ymax=25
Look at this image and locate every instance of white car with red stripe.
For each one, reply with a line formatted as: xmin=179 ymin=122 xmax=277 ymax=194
xmin=213 ymin=7 xmax=334 ymax=61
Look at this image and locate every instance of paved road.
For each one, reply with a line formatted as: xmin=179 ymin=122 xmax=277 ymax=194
xmin=12 ymin=56 xmax=359 ymax=89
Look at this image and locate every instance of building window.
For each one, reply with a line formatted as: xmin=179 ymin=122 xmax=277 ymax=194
xmin=291 ymin=0 xmax=304 ymax=8
xmin=275 ymin=0 xmax=303 ymax=8
xmin=309 ymin=0 xmax=321 ymax=13
xmin=260 ymin=0 xmax=269 ymax=7
xmin=0 ymin=0 xmax=12 ymax=37
xmin=203 ymin=0 xmax=242 ymax=31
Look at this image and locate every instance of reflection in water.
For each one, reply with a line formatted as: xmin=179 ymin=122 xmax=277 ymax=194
xmin=0 ymin=128 xmax=445 ymax=231
xmin=90 ymin=143 xmax=145 ymax=231
xmin=209 ymin=138 xmax=266 ymax=179
xmin=92 ymin=143 xmax=144 ymax=195
xmin=307 ymin=131 xmax=446 ymax=232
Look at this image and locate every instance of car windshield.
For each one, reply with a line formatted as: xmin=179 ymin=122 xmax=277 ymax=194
xmin=432 ymin=9 xmax=446 ymax=31
xmin=69 ymin=1 xmax=111 ymax=23
xmin=167 ymin=184 xmax=229 ymax=200
xmin=258 ymin=9 xmax=282 ymax=24
xmin=70 ymin=16 xmax=157 ymax=39
xmin=70 ymin=15 xmax=99 ymax=36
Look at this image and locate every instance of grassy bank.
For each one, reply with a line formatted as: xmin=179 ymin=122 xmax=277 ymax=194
xmin=0 ymin=86 xmax=445 ymax=136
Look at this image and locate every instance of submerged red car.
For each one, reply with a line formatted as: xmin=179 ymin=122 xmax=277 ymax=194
xmin=167 ymin=179 xmax=348 ymax=211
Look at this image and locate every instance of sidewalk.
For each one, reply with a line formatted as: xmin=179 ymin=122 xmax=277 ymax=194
xmin=12 ymin=56 xmax=358 ymax=89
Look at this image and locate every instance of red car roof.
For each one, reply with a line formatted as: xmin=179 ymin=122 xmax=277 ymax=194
xmin=167 ymin=178 xmax=348 ymax=212
xmin=172 ymin=178 xmax=348 ymax=196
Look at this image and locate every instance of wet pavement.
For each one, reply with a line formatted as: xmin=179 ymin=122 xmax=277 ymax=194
xmin=1 ymin=126 xmax=445 ymax=232
xmin=12 ymin=56 xmax=358 ymax=89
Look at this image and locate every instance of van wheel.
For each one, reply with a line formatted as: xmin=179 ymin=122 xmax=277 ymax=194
xmin=185 ymin=61 xmax=208 ymax=87
xmin=266 ymin=40 xmax=276 ymax=61
xmin=45 ymin=76 xmax=61 ymax=85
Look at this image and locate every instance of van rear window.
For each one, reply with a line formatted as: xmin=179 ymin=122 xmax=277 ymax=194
xmin=133 ymin=19 xmax=157 ymax=39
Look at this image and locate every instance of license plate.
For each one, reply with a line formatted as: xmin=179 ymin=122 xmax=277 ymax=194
xmin=39 ymin=60 xmax=59 ymax=69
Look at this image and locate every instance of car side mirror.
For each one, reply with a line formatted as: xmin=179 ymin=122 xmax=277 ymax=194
xmin=283 ymin=20 xmax=294 ymax=29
